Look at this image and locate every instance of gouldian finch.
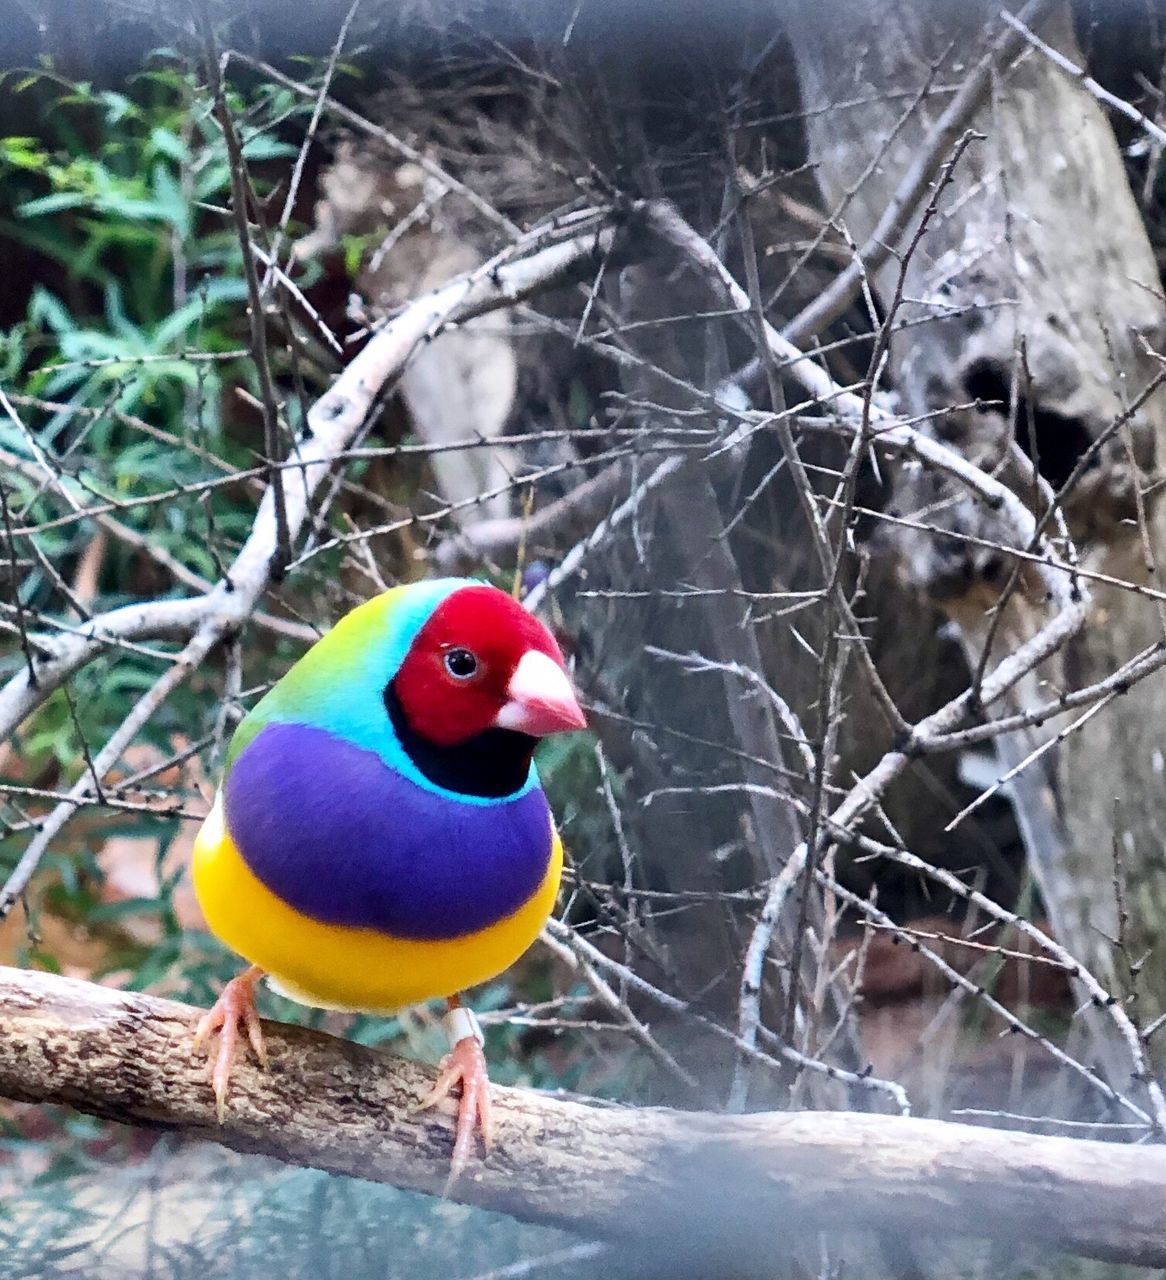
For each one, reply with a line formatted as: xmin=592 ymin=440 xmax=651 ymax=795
xmin=190 ymin=578 xmax=586 ymax=1180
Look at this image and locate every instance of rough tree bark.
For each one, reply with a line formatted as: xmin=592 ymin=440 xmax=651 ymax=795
xmin=4 ymin=967 xmax=1166 ymax=1270
xmin=782 ymin=0 xmax=1166 ymax=1050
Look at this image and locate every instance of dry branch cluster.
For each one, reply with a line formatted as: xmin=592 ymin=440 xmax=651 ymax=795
xmin=5 ymin=0 xmax=1166 ymax=1270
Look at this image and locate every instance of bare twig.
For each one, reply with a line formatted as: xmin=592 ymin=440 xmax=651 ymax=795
xmin=1001 ymin=9 xmax=1166 ymax=146
xmin=196 ymin=1 xmax=292 ymax=575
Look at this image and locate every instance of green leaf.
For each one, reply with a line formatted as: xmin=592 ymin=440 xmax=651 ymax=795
xmin=148 ymin=125 xmax=187 ymax=165
xmin=16 ymin=192 xmax=90 ymax=217
xmin=239 ymin=134 xmax=297 ymax=161
xmin=150 ymin=160 xmax=190 ymax=237
xmin=27 ymin=286 xmax=74 ymax=335
xmin=0 ymin=136 xmax=49 ymax=171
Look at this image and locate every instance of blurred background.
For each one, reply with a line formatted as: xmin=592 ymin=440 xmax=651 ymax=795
xmin=4 ymin=0 xmax=1166 ymax=1275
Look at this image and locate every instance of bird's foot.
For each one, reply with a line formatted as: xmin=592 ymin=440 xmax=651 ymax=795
xmin=192 ymin=965 xmax=267 ymax=1122
xmin=419 ymin=1007 xmax=493 ymax=1194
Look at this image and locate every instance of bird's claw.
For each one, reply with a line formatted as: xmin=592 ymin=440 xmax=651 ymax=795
xmin=418 ymin=1033 xmax=494 ymax=1194
xmin=192 ymin=967 xmax=267 ymax=1122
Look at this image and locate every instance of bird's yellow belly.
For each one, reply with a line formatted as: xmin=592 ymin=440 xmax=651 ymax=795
xmin=190 ymin=800 xmax=562 ymax=1013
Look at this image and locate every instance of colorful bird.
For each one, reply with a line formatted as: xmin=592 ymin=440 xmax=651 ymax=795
xmin=190 ymin=577 xmax=586 ymax=1181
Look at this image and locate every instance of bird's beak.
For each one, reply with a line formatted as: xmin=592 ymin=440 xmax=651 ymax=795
xmin=494 ymin=649 xmax=587 ymax=737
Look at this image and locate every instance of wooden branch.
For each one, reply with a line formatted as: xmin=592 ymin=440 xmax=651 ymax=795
xmin=1001 ymin=9 xmax=1166 ymax=147
xmin=433 ymin=460 xmax=633 ymax=569
xmin=4 ymin=967 xmax=1166 ymax=1268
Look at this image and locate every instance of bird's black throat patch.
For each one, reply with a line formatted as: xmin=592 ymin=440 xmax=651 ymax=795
xmin=383 ymin=681 xmax=537 ymax=798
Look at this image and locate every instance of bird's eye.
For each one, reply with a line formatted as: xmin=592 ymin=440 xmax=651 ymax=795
xmin=443 ymin=647 xmax=479 ymax=680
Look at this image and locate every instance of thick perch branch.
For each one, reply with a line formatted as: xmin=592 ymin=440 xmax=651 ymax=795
xmin=3 ymin=967 xmax=1166 ymax=1267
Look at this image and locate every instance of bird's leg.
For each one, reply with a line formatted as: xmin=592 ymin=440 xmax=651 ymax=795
xmin=419 ymin=994 xmax=494 ymax=1192
xmin=192 ymin=965 xmax=268 ymax=1122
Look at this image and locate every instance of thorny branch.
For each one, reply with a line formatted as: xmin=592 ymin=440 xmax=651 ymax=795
xmin=627 ymin=199 xmax=1154 ymax=1118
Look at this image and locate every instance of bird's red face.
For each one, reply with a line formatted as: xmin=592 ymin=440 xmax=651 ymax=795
xmin=393 ymin=585 xmax=586 ymax=748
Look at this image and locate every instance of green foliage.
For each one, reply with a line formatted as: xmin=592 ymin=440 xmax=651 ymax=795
xmin=2 ymin=68 xmax=284 ymax=421
xmin=0 ymin=57 xmax=310 ymax=999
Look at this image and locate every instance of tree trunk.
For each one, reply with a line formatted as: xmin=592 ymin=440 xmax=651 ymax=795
xmin=782 ymin=0 xmax=1166 ymax=1055
xmin=565 ymin=241 xmax=866 ymax=1105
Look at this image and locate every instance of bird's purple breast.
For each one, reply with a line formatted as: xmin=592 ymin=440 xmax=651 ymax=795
xmin=223 ymin=722 xmax=554 ymax=939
